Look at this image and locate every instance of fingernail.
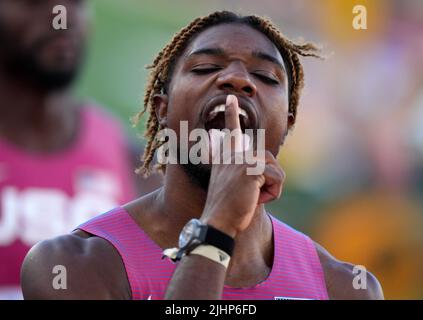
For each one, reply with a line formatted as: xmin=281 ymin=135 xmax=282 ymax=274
xmin=226 ymin=94 xmax=237 ymax=106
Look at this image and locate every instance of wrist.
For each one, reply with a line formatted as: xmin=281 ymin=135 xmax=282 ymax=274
xmin=189 ymin=244 xmax=231 ymax=269
xmin=200 ymin=216 xmax=238 ymax=239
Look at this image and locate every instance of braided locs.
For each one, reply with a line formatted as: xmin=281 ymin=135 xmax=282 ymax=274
xmin=133 ymin=11 xmax=321 ymax=176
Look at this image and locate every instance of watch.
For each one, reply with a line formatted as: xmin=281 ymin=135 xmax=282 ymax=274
xmin=175 ymin=219 xmax=235 ymax=260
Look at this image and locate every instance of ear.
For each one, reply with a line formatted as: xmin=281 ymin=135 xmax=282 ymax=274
xmin=281 ymin=112 xmax=295 ymax=146
xmin=153 ymin=94 xmax=169 ymax=128
xmin=287 ymin=112 xmax=295 ymax=130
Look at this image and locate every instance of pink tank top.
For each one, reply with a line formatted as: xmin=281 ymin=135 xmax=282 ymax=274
xmin=78 ymin=207 xmax=329 ymax=300
xmin=0 ymin=105 xmax=136 ymax=298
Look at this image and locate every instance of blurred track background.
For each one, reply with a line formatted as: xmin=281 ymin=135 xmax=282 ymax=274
xmin=75 ymin=0 xmax=423 ymax=299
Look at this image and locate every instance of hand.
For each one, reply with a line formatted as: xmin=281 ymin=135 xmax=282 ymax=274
xmin=200 ymin=95 xmax=286 ymax=238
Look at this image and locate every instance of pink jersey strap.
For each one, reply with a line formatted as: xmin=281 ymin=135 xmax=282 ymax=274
xmin=78 ymin=207 xmax=329 ymax=300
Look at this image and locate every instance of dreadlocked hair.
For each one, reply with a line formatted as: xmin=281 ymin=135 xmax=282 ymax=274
xmin=133 ymin=10 xmax=322 ymax=177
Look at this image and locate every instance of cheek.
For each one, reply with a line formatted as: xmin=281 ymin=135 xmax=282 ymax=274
xmin=0 ymin=12 xmax=25 ymax=45
xmin=262 ymin=97 xmax=289 ymax=150
xmin=166 ymin=91 xmax=200 ymax=136
xmin=5 ymin=6 xmax=40 ymax=39
xmin=167 ymin=73 xmax=206 ymax=126
xmin=264 ymin=119 xmax=285 ymax=153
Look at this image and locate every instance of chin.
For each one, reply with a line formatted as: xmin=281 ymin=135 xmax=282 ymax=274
xmin=180 ymin=162 xmax=211 ymax=191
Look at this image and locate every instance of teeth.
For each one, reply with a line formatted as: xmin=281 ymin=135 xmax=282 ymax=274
xmin=209 ymin=104 xmax=249 ymax=119
xmin=239 ymin=108 xmax=248 ymax=118
xmin=210 ymin=104 xmax=226 ymax=115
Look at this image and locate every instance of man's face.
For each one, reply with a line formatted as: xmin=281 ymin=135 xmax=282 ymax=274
xmin=158 ymin=23 xmax=292 ymax=188
xmin=0 ymin=0 xmax=89 ymax=89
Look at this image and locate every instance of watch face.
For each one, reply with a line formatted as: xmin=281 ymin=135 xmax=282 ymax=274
xmin=179 ymin=219 xmax=200 ymax=248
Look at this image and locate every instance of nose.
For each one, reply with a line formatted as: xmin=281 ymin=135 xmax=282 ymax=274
xmin=216 ymin=62 xmax=257 ymax=97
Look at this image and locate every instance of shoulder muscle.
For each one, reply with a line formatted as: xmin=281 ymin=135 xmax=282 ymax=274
xmin=314 ymin=241 xmax=384 ymax=300
xmin=21 ymin=233 xmax=131 ymax=299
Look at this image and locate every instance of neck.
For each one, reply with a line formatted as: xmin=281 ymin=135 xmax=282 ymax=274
xmin=155 ymin=164 xmax=273 ymax=270
xmin=0 ymin=66 xmax=78 ymax=152
xmin=158 ymin=165 xmax=209 ymax=228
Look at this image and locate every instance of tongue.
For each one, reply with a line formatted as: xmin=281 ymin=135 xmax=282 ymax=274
xmin=205 ymin=112 xmax=226 ymax=131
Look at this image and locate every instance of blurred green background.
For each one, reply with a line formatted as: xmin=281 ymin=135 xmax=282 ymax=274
xmin=76 ymin=0 xmax=207 ymax=130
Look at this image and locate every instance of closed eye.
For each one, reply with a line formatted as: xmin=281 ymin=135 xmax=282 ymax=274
xmin=191 ymin=66 xmax=222 ymax=75
xmin=252 ymin=73 xmax=280 ymax=85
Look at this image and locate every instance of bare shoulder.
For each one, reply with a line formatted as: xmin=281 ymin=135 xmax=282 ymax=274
xmin=21 ymin=230 xmax=131 ymax=299
xmin=313 ymin=241 xmax=384 ymax=300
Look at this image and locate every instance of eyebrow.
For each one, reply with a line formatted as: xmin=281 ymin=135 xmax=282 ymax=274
xmin=187 ymin=47 xmax=225 ymax=57
xmin=187 ymin=47 xmax=284 ymax=71
xmin=252 ymin=50 xmax=285 ymax=71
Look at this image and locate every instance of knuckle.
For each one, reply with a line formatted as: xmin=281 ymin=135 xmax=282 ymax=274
xmin=279 ymin=168 xmax=286 ymax=180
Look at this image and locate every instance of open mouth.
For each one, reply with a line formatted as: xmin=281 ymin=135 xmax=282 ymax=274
xmin=204 ymin=103 xmax=251 ymax=133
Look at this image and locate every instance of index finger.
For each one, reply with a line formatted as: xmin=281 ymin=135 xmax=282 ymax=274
xmin=225 ymin=94 xmax=243 ymax=152
xmin=225 ymin=94 xmax=241 ymax=131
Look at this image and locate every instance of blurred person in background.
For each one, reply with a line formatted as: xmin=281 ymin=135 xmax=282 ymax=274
xmin=0 ymin=0 xmax=161 ymax=299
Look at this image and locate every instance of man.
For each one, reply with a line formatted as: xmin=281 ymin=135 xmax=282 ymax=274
xmin=21 ymin=11 xmax=384 ymax=300
xmin=0 ymin=0 xmax=161 ymax=299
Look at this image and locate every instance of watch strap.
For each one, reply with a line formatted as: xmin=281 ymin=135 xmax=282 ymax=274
xmin=203 ymin=224 xmax=235 ymax=256
xmin=190 ymin=244 xmax=231 ymax=268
